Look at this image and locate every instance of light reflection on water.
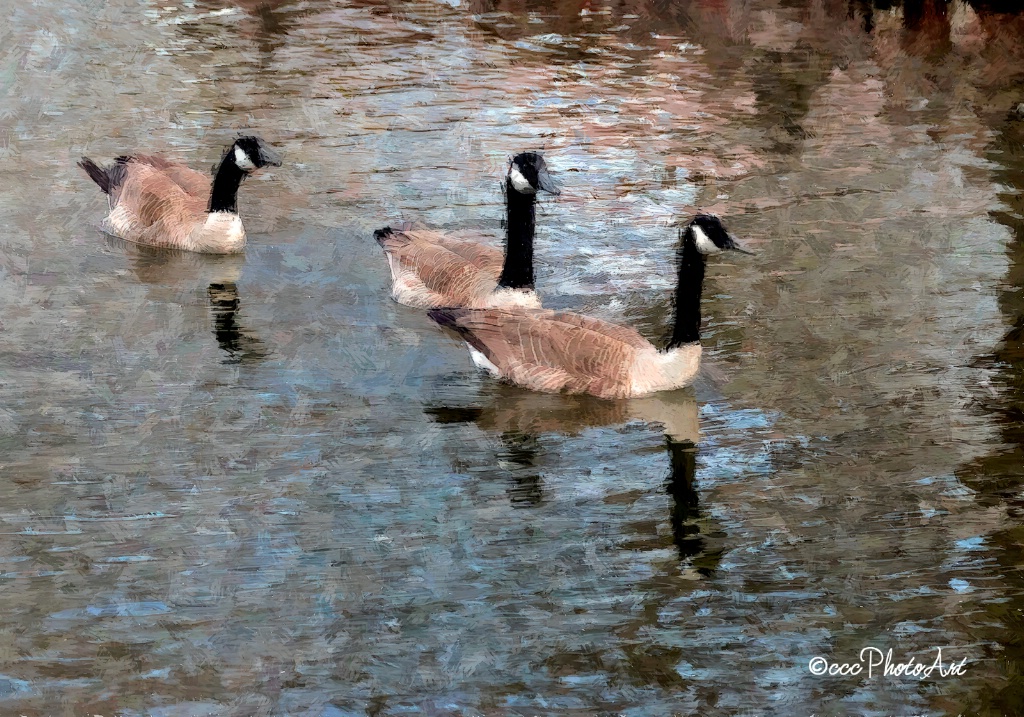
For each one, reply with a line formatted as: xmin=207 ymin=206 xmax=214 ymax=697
xmin=2 ymin=0 xmax=1024 ymax=714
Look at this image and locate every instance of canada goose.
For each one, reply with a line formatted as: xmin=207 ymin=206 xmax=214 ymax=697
xmin=373 ymin=151 xmax=560 ymax=309
xmin=428 ymin=214 xmax=750 ymax=400
xmin=78 ymin=136 xmax=282 ymax=254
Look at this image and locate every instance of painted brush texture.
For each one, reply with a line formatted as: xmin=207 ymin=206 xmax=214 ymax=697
xmin=426 ymin=216 xmax=746 ymax=399
xmin=374 ymin=152 xmax=557 ymax=308
xmin=430 ymin=306 xmax=702 ymax=398
xmin=2 ymin=1 xmax=1024 ymax=716
xmin=374 ymin=226 xmax=533 ymax=307
xmin=79 ymin=137 xmax=281 ymax=252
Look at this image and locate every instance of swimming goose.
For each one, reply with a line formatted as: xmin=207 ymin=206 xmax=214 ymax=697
xmin=78 ymin=136 xmax=282 ymax=253
xmin=428 ymin=215 xmax=750 ymax=400
xmin=373 ymin=151 xmax=559 ymax=309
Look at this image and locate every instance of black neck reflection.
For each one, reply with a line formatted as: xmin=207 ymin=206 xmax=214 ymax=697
xmin=665 ymin=438 xmax=723 ymax=575
xmin=207 ymin=282 xmax=266 ymax=364
xmin=498 ymin=431 xmax=543 ymax=508
xmin=422 ymin=405 xmax=544 ymax=508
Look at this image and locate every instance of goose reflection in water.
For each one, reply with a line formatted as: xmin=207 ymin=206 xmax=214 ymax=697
xmin=114 ymin=239 xmax=267 ymax=365
xmin=206 ymin=281 xmax=267 ymax=364
xmin=423 ymin=382 xmax=725 ymax=573
xmin=423 ymin=404 xmax=545 ymax=508
xmin=662 ymin=436 xmax=723 ymax=575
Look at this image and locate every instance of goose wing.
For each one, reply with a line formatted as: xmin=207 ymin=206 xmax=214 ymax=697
xmin=114 ymin=162 xmax=206 ymax=230
xmin=388 ymin=228 xmax=504 ymax=276
xmin=126 ymin=154 xmax=212 ymax=199
xmin=377 ymin=229 xmax=500 ymax=307
xmin=429 ymin=308 xmax=652 ymax=399
xmin=422 ymin=229 xmax=505 ymax=276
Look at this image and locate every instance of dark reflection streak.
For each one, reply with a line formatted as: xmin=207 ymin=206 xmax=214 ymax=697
xmin=902 ymin=0 xmax=947 ymax=30
xmin=900 ymin=0 xmax=952 ymax=58
xmin=849 ymin=0 xmax=874 ymax=33
xmin=107 ymin=236 xmax=268 ymax=366
xmin=422 ymin=405 xmax=545 ymax=507
xmin=207 ymin=282 xmax=268 ymax=365
xmin=615 ymin=436 xmax=725 ymax=575
xmin=953 ymin=75 xmax=1024 ymax=716
xmin=747 ymin=50 xmax=833 ymax=155
xmin=497 ymin=431 xmax=544 ymax=508
xmin=422 ymin=406 xmax=484 ymax=424
xmin=665 ymin=438 xmax=719 ymax=573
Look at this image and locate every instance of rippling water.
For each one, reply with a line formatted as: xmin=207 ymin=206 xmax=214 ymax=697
xmin=3 ymin=0 xmax=1024 ymax=714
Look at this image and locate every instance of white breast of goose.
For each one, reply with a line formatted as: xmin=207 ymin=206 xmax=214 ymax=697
xmin=189 ymin=212 xmax=247 ymax=254
xmin=482 ymin=287 xmax=542 ymax=310
xmin=628 ymin=344 xmax=702 ymax=397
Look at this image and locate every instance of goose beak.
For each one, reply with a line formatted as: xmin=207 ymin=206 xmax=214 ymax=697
xmin=257 ymin=141 xmax=283 ymax=167
xmin=725 ymin=234 xmax=754 ymax=255
xmin=536 ymin=166 xmax=560 ymax=195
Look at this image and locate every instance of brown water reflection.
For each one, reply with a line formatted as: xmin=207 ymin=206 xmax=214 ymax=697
xmin=4 ymin=0 xmax=1024 ymax=714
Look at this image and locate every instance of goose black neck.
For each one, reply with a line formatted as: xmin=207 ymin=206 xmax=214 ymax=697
xmin=666 ymin=232 xmax=707 ymax=349
xmin=497 ymin=180 xmax=537 ymax=291
xmin=208 ymin=155 xmax=245 ymax=213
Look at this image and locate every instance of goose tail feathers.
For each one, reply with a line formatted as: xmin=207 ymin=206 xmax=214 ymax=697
xmin=373 ymin=226 xmax=415 ymax=250
xmin=78 ymin=157 xmax=112 ymax=194
xmin=428 ymin=308 xmax=491 ymax=355
xmin=427 ymin=307 xmax=466 ymax=331
xmin=78 ymin=157 xmax=128 ymax=195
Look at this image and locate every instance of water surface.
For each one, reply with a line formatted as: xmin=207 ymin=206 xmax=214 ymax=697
xmin=2 ymin=0 xmax=1024 ymax=714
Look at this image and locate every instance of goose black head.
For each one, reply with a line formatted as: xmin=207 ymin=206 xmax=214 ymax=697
xmin=231 ymin=136 xmax=283 ymax=173
xmin=508 ymin=152 xmax=560 ymax=196
xmin=685 ymin=214 xmax=752 ymax=255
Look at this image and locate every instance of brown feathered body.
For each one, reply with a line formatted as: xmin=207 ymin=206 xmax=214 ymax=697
xmin=109 ymin=156 xmax=244 ymax=253
xmin=82 ymin=155 xmax=246 ymax=254
xmin=376 ymin=228 xmax=541 ymax=309
xmin=429 ymin=308 xmax=701 ymax=400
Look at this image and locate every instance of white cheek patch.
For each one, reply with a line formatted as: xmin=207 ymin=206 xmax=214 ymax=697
xmin=692 ymin=224 xmax=722 ymax=255
xmin=233 ymin=146 xmax=256 ymax=171
xmin=509 ymin=166 xmax=535 ymax=194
